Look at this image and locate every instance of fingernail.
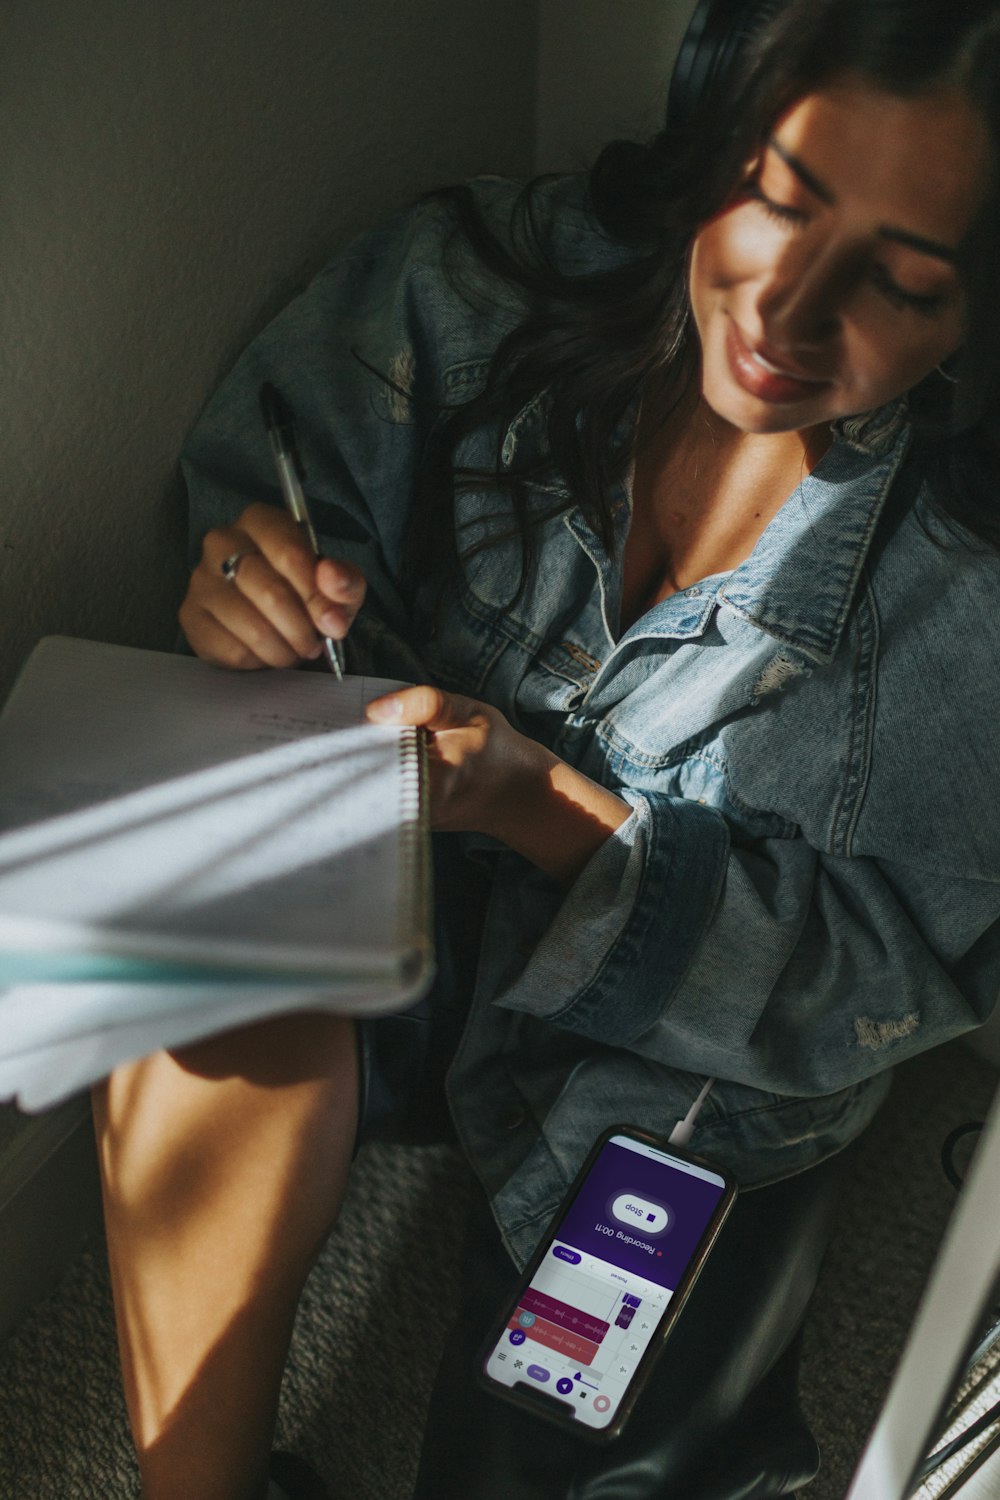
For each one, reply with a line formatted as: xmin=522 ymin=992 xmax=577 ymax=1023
xmin=367 ymin=696 xmax=402 ymax=721
xmin=319 ymin=610 xmax=341 ymax=635
xmin=305 ymin=640 xmax=323 ymax=660
xmin=323 ymin=563 xmax=353 ymax=591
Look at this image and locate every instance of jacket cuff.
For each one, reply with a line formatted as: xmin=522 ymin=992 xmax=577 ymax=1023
xmin=494 ymin=791 xmax=730 ymax=1045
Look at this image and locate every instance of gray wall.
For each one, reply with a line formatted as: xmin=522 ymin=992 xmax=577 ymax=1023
xmin=535 ymin=0 xmax=698 ymax=170
xmin=0 ymin=0 xmax=537 ymax=702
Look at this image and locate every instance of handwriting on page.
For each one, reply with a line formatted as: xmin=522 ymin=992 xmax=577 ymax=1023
xmin=0 ymin=722 xmax=412 ymax=968
xmin=0 ymin=637 xmax=406 ymax=831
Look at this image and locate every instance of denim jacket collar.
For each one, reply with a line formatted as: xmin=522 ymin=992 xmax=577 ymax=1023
xmin=718 ymin=412 xmax=912 ymax=665
xmin=833 ymin=397 xmax=909 ymax=457
xmin=499 ymin=390 xmax=913 ymax=665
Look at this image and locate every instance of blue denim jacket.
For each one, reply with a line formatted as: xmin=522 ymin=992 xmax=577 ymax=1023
xmin=183 ymin=175 xmax=1000 ymax=1267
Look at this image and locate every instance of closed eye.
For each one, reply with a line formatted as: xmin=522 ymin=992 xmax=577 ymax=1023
xmin=869 ymin=263 xmax=947 ymax=316
xmin=744 ymin=183 xmax=807 ymax=228
xmin=746 ymin=184 xmax=948 ymax=313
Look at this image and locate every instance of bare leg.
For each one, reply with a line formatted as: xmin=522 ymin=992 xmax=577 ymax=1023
xmin=91 ymin=1012 xmax=358 ymax=1500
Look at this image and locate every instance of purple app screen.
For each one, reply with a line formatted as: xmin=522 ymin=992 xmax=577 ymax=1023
xmin=556 ymin=1140 xmax=725 ymax=1291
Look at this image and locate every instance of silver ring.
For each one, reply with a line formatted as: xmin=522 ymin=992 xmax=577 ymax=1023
xmin=220 ymin=548 xmax=258 ymax=582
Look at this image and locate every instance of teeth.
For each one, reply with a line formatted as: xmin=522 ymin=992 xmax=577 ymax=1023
xmin=751 ymin=349 xmax=794 ymax=377
xmin=750 ymin=348 xmax=822 ymax=383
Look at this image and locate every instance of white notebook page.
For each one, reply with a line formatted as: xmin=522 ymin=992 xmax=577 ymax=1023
xmin=0 ymin=638 xmax=425 ymax=979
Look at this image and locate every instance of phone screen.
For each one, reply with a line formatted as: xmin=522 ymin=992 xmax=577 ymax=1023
xmin=482 ymin=1132 xmax=730 ymax=1433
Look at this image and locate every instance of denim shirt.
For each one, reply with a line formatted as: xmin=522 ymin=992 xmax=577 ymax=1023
xmin=182 ymin=175 xmax=1000 ymax=1267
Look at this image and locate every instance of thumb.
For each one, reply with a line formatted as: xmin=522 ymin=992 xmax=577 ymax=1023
xmin=366 ymin=685 xmax=473 ymax=728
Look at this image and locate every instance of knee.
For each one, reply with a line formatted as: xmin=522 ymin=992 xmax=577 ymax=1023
xmin=91 ymin=1013 xmax=359 ymax=1213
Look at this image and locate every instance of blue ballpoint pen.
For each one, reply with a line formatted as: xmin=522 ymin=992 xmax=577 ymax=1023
xmin=259 ymin=381 xmax=346 ymax=681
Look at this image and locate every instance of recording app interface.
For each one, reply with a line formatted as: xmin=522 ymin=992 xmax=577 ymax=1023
xmin=485 ymin=1135 xmax=727 ymax=1431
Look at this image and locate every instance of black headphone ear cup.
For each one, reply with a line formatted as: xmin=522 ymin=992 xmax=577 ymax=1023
xmin=667 ymin=0 xmax=791 ymax=132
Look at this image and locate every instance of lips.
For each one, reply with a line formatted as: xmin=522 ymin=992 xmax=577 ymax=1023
xmin=725 ymin=319 xmax=832 ymax=405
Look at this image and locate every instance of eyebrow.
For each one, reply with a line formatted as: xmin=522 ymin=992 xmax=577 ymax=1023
xmin=766 ymin=136 xmax=960 ymax=264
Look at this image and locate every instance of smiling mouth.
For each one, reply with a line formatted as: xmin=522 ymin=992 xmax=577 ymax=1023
xmin=726 ymin=321 xmax=833 ymax=403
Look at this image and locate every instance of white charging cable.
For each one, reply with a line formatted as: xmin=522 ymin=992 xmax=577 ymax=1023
xmin=668 ymin=1076 xmax=716 ymax=1147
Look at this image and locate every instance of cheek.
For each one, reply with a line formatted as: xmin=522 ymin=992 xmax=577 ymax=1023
xmin=845 ymin=312 xmax=964 ymax=402
xmin=690 ymin=207 xmax=781 ymax=301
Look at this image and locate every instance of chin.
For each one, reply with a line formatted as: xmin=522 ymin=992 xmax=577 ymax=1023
xmin=702 ymin=361 xmax=845 ymax=435
xmin=703 ymin=382 xmax=812 ymax=434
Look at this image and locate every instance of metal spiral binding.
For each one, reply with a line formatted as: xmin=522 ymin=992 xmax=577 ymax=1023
xmin=396 ymin=724 xmax=433 ymax=980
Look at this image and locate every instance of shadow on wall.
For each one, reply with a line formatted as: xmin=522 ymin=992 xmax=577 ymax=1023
xmin=0 ymin=0 xmax=538 ymax=704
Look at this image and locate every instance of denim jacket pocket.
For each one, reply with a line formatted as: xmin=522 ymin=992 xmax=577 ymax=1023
xmin=420 ymin=579 xmax=515 ymax=696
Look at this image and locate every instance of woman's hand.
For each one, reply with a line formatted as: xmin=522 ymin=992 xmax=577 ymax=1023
xmin=179 ymin=502 xmax=366 ymax=669
xmin=367 ymin=686 xmax=631 ymax=885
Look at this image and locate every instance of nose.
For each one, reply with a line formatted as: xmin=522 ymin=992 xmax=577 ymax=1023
xmin=755 ymin=239 xmax=852 ymax=353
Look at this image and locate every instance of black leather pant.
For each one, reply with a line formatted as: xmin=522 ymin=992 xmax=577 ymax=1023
xmin=412 ymin=1151 xmax=845 ymax=1500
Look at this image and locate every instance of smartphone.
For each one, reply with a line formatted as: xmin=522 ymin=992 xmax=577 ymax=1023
xmin=478 ymin=1123 xmax=737 ymax=1440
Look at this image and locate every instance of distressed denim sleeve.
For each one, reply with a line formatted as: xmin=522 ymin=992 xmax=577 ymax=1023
xmin=494 ymin=794 xmax=1000 ymax=1096
xmin=654 ymin=839 xmax=1000 ymax=1092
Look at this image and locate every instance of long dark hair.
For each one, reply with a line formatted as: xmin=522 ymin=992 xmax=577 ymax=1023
xmin=404 ymin=0 xmax=1000 ymax=598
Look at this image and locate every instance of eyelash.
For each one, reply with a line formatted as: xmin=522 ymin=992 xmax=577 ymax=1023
xmin=868 ymin=264 xmax=945 ymax=316
xmin=744 ymin=186 xmax=946 ymax=316
xmin=744 ymin=183 xmax=806 ymax=228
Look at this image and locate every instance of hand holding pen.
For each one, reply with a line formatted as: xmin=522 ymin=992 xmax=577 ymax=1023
xmin=178 ymin=393 xmax=366 ymax=673
xmin=259 ymin=382 xmax=346 ymax=679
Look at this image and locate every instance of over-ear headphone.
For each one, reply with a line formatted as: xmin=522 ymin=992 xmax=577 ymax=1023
xmin=667 ymin=0 xmax=791 ymax=130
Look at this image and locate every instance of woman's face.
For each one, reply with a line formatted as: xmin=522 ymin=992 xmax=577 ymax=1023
xmin=688 ymin=79 xmax=992 ymax=436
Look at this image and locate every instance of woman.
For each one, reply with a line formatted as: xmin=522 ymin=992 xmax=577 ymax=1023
xmin=94 ymin=1 xmax=1000 ymax=1497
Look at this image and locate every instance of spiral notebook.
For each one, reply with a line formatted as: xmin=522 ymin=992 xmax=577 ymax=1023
xmin=0 ymin=637 xmax=432 ymax=1109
